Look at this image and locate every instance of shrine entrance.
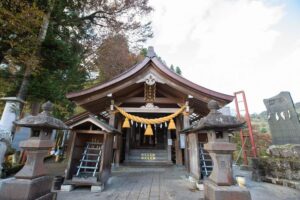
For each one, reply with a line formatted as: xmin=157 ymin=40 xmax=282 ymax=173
xmin=66 ymin=46 xmax=233 ymax=171
xmin=128 ymin=114 xmax=168 ymax=150
xmin=121 ymin=111 xmax=180 ymax=165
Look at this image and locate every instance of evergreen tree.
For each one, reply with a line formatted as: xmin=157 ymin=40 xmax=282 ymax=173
xmin=170 ymin=65 xmax=175 ymax=72
xmin=175 ymin=66 xmax=182 ymax=75
xmin=0 ymin=0 xmax=153 ymax=118
xmin=140 ymin=48 xmax=148 ymax=57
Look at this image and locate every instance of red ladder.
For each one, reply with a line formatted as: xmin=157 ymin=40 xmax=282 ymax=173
xmin=234 ymin=91 xmax=257 ymax=165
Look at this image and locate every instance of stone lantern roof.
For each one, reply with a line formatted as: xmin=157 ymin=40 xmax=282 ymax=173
xmin=183 ymin=100 xmax=244 ymax=133
xmin=14 ymin=101 xmax=69 ymax=130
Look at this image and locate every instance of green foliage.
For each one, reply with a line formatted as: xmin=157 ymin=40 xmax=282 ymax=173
xmin=0 ymin=0 xmax=43 ymax=68
xmin=170 ymin=65 xmax=175 ymax=72
xmin=140 ymin=48 xmax=148 ymax=57
xmin=260 ymin=127 xmax=267 ymax=133
xmin=0 ymin=0 xmax=153 ymax=118
xmin=170 ymin=65 xmax=182 ymax=75
xmin=1 ymin=163 xmax=24 ymax=178
xmin=27 ymin=33 xmax=87 ymax=119
xmin=175 ymin=66 xmax=182 ymax=75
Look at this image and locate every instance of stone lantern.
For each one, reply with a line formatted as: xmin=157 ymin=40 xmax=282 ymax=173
xmin=0 ymin=101 xmax=68 ymax=200
xmin=190 ymin=100 xmax=251 ymax=200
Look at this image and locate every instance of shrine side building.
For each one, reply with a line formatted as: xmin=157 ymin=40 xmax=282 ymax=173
xmin=64 ymin=47 xmax=233 ymax=187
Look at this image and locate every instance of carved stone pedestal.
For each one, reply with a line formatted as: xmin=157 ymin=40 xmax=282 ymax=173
xmin=203 ymin=132 xmax=251 ymax=200
xmin=204 ymin=180 xmax=251 ymax=200
xmin=0 ymin=101 xmax=68 ymax=200
xmin=0 ymin=176 xmax=54 ymax=200
xmin=184 ymin=100 xmax=252 ymax=200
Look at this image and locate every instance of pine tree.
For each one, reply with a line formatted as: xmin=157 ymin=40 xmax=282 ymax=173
xmin=175 ymin=66 xmax=182 ymax=75
xmin=170 ymin=65 xmax=175 ymax=72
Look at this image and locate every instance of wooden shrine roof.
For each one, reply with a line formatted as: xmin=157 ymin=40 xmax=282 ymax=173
xmin=65 ymin=112 xmax=120 ymax=134
xmin=66 ymin=47 xmax=234 ymax=116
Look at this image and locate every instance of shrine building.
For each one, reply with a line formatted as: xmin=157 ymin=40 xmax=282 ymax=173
xmin=64 ymin=47 xmax=234 ymax=187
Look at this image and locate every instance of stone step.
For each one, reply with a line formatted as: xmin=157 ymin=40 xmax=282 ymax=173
xmin=128 ymin=154 xmax=168 ymax=158
xmin=124 ymin=160 xmax=173 ymax=166
xmin=129 ymin=149 xmax=168 ymax=153
xmin=127 ymin=157 xmax=168 ymax=161
xmin=129 ymin=151 xmax=168 ymax=156
xmin=128 ymin=155 xmax=168 ymax=158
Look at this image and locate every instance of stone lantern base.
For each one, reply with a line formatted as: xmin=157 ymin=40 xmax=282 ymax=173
xmin=0 ymin=176 xmax=54 ymax=200
xmin=204 ymin=180 xmax=251 ymax=200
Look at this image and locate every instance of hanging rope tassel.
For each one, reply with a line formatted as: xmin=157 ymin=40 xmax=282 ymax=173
xmin=115 ymin=105 xmax=186 ymax=125
xmin=168 ymin=119 xmax=176 ymax=130
xmin=144 ymin=124 xmax=153 ymax=136
xmin=123 ymin=118 xmax=130 ymax=128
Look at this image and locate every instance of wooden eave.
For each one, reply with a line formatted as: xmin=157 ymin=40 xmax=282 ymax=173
xmin=66 ymin=47 xmax=234 ymax=115
xmin=65 ymin=112 xmax=120 ymax=135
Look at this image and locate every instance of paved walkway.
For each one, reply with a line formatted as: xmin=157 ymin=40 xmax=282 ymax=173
xmin=56 ymin=166 xmax=203 ymax=200
xmin=233 ymin=165 xmax=300 ymax=200
xmin=57 ymin=165 xmax=300 ymax=200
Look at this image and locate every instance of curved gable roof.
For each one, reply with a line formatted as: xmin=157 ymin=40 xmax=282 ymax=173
xmin=67 ymin=47 xmax=233 ymax=105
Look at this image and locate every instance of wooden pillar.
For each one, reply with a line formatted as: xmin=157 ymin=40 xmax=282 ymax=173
xmin=188 ymin=133 xmax=201 ymax=179
xmin=125 ymin=125 xmax=130 ymax=162
xmin=167 ymin=129 xmax=172 ymax=162
xmin=175 ymin=117 xmax=183 ymax=165
xmin=100 ymin=111 xmax=116 ymax=183
xmin=114 ymin=119 xmax=122 ymax=167
xmin=183 ymin=113 xmax=190 ymax=172
xmin=108 ymin=111 xmax=116 ymax=166
xmin=65 ymin=131 xmax=76 ymax=180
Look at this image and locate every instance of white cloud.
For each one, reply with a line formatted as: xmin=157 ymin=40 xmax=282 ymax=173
xmin=147 ymin=0 xmax=300 ymax=113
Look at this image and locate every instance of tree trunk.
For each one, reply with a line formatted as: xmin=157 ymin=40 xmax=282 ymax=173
xmin=17 ymin=1 xmax=54 ymax=101
xmin=30 ymin=101 xmax=41 ymax=116
xmin=17 ymin=65 xmax=31 ymax=100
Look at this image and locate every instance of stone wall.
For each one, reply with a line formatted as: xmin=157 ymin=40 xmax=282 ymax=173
xmin=252 ymin=144 xmax=300 ymax=190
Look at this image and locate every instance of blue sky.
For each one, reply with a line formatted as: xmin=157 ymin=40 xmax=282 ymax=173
xmin=146 ymin=0 xmax=300 ymax=113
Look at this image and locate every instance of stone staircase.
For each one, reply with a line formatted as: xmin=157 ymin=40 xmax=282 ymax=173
xmin=125 ymin=149 xmax=172 ymax=166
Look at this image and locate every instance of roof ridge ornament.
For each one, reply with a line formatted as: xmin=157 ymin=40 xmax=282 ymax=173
xmin=146 ymin=46 xmax=156 ymax=58
xmin=208 ymin=100 xmax=220 ymax=114
xmin=136 ymin=73 xmax=165 ymax=84
xmin=41 ymin=101 xmax=53 ymax=115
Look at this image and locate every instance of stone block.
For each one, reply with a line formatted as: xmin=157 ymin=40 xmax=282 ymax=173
xmin=295 ymin=182 xmax=300 ymax=190
xmin=267 ymin=145 xmax=280 ymax=157
xmin=280 ymin=148 xmax=294 ymax=158
xmin=291 ymin=171 xmax=300 ymax=180
xmin=91 ymin=185 xmax=104 ymax=192
xmin=0 ymin=176 xmax=53 ymax=200
xmin=189 ymin=175 xmax=197 ymax=183
xmin=292 ymin=145 xmax=300 ymax=158
xmin=204 ymin=180 xmax=251 ymax=200
xmin=36 ymin=193 xmax=55 ymax=200
xmin=290 ymin=161 xmax=300 ymax=170
xmin=196 ymin=182 xmax=204 ymax=191
xmin=60 ymin=184 xmax=74 ymax=192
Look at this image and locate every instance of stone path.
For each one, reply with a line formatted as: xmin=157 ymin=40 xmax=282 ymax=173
xmin=233 ymin=165 xmax=300 ymax=200
xmin=56 ymin=166 xmax=203 ymax=200
xmin=56 ymin=165 xmax=300 ymax=200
